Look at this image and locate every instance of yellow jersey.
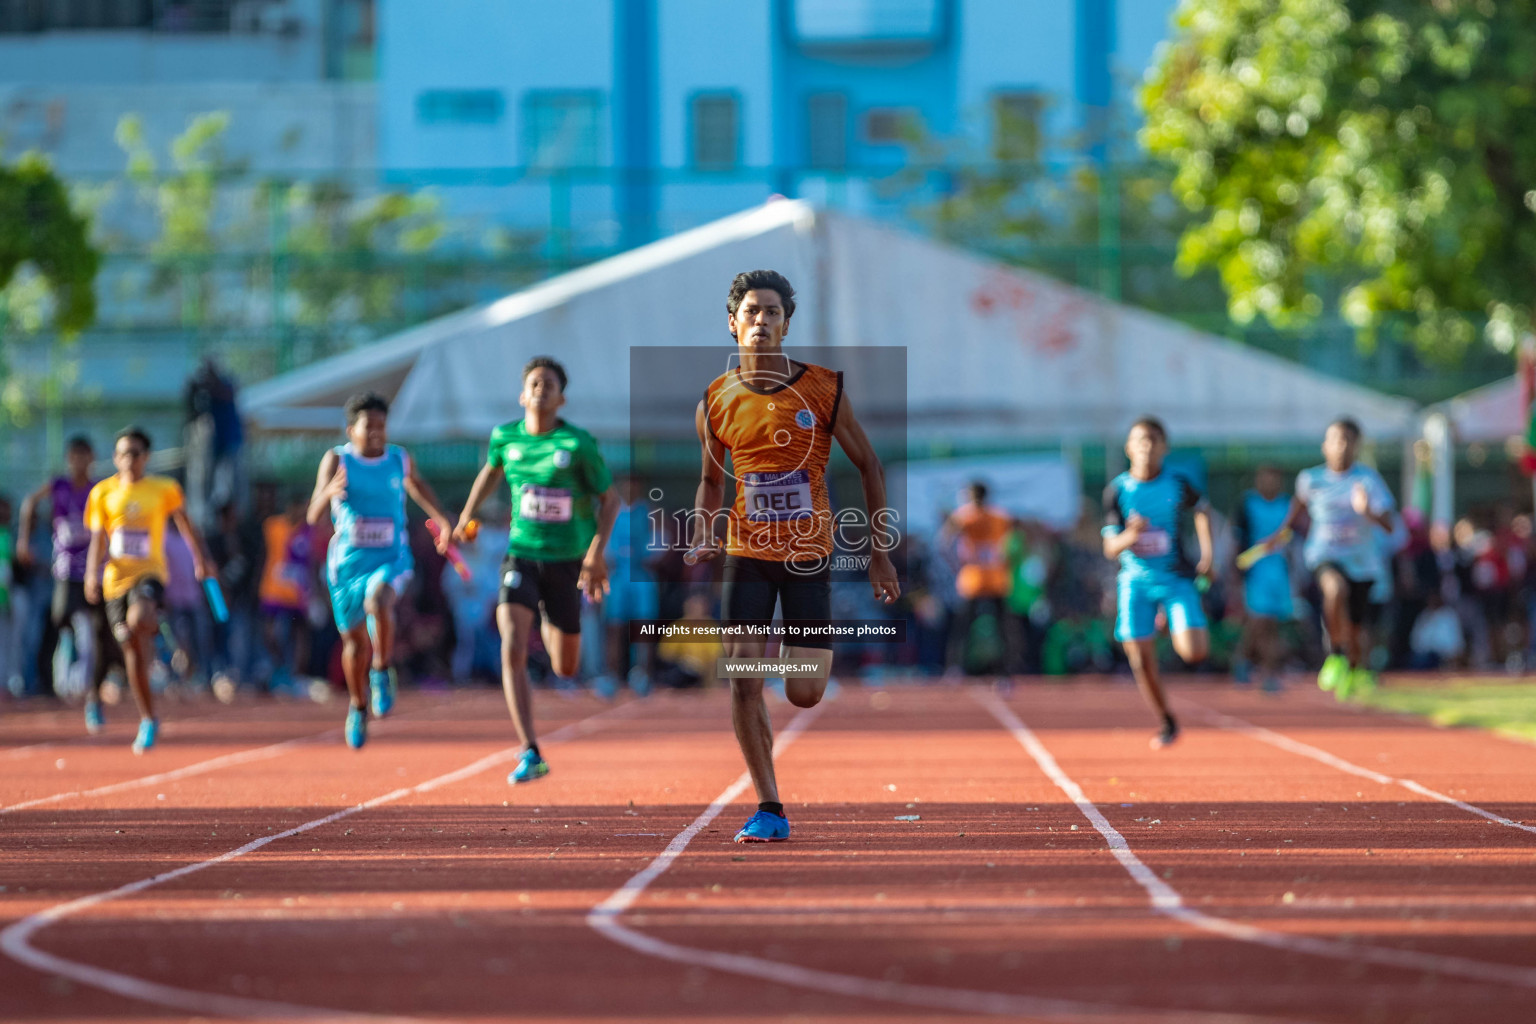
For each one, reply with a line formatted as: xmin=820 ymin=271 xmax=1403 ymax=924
xmin=84 ymin=475 xmax=185 ymax=600
xmin=705 ymin=360 xmax=841 ymax=561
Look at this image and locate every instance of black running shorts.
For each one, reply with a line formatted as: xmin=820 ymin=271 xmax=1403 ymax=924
xmin=498 ymin=556 xmax=584 ymax=634
xmin=104 ymin=577 xmax=166 ymax=640
xmin=721 ymin=554 xmax=833 ymax=651
xmin=1313 ymin=562 xmax=1373 ymax=626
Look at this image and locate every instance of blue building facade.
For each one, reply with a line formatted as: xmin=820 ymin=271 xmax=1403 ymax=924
xmin=378 ymin=0 xmax=1181 ymax=243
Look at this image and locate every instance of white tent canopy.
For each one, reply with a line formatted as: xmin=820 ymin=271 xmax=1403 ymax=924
xmin=1423 ymin=375 xmax=1521 ymax=444
xmin=244 ymin=199 xmax=1418 ymax=444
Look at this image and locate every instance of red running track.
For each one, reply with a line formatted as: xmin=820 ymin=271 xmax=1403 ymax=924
xmin=2 ymin=678 xmax=1535 ymax=1023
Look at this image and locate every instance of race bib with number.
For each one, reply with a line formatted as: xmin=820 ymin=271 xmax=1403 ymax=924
xmin=109 ymin=529 xmax=152 ymax=560
xmin=1131 ymin=528 xmax=1172 ymax=558
xmin=350 ymin=518 xmax=397 ymax=548
xmin=743 ymin=470 xmax=813 ymax=522
xmin=520 ymin=486 xmax=573 ymax=523
xmin=1317 ymin=520 xmax=1360 ymax=547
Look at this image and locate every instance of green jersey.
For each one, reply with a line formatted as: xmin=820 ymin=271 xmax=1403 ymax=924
xmin=488 ymin=418 xmax=612 ymax=562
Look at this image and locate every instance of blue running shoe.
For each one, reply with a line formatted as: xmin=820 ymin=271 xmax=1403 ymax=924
xmin=345 ymin=706 xmax=367 ymax=749
xmin=508 ymin=748 xmax=549 ymax=784
xmin=369 ymin=667 xmax=396 ymax=717
xmin=132 ymin=717 xmax=158 ymax=755
xmin=84 ymin=700 xmax=105 ymax=736
xmin=734 ymin=810 xmax=790 ymax=843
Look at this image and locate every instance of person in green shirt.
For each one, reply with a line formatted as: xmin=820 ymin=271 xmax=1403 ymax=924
xmin=455 ymin=356 xmax=620 ymax=784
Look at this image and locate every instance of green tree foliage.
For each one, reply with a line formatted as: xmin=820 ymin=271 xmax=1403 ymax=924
xmin=0 ymin=153 xmax=100 ymax=337
xmin=1143 ymin=0 xmax=1536 ymax=359
xmin=117 ymin=110 xmax=448 ymax=364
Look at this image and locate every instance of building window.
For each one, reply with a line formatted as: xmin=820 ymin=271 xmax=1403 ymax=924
xmin=806 ymin=92 xmax=848 ymax=171
xmin=991 ymin=91 xmax=1044 ymax=162
xmin=524 ymin=90 xmax=603 ymax=169
xmin=863 ymin=107 xmax=921 ymax=145
xmin=1 ymin=0 xmax=154 ymax=32
xmin=690 ymin=92 xmax=740 ymax=170
xmin=417 ymin=89 xmax=504 ymax=126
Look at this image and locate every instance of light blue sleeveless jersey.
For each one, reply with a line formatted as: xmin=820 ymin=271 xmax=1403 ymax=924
xmin=327 ymin=443 xmax=410 ymax=581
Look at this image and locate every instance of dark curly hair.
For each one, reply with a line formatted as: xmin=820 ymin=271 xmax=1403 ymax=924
xmin=726 ymin=269 xmax=796 ymax=320
xmin=522 ymin=356 xmax=568 ymax=392
xmin=345 ymin=391 xmax=390 ymax=425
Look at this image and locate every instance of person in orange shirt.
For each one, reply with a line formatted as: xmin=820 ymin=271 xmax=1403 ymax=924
xmin=939 ymin=481 xmax=1020 ymax=676
xmin=258 ymin=493 xmax=315 ymax=692
xmin=85 ymin=427 xmax=212 ymax=753
xmin=690 ymin=269 xmax=900 ymax=843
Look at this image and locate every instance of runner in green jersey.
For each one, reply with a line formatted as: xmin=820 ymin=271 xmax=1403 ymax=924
xmin=455 ymin=356 xmax=619 ymax=784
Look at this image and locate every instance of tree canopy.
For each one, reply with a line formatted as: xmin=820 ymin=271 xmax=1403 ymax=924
xmin=0 ymin=152 xmax=100 ymax=337
xmin=1142 ymin=0 xmax=1536 ymax=359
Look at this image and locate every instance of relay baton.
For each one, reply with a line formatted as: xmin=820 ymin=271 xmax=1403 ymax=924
xmin=203 ymin=578 xmax=230 ymax=623
xmin=1235 ymin=528 xmax=1291 ymax=571
xmin=426 ymin=520 xmax=472 ymax=581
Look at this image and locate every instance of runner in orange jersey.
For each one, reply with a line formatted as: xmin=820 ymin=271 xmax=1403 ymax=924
xmin=689 ymin=269 xmax=900 ymax=843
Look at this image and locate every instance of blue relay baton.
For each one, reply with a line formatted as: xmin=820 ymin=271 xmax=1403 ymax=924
xmin=203 ymin=577 xmax=229 ymax=623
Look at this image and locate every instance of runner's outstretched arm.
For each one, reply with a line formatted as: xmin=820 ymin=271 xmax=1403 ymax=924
xmin=15 ymin=481 xmax=50 ymax=567
xmin=84 ymin=528 xmax=105 ymax=605
xmin=307 ymin=449 xmax=343 ymax=526
xmin=690 ymin=399 xmax=726 ymax=561
xmin=1193 ymin=508 xmax=1214 ymax=578
xmin=1264 ymin=495 xmax=1307 ymax=550
xmin=831 ymin=393 xmax=900 ymax=604
xmin=454 ymin=462 xmax=503 ymax=543
xmin=402 ymin=454 xmax=456 ymax=553
xmin=169 ymin=507 xmax=212 ymax=581
xmin=579 ymin=485 xmax=621 ymax=600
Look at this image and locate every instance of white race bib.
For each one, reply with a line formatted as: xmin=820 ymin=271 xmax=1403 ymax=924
xmin=1131 ymin=528 xmax=1172 ymax=558
xmin=350 ymin=518 xmax=397 ymax=548
xmin=520 ymin=486 xmax=573 ymax=523
xmin=1319 ymin=521 xmax=1360 ymax=547
xmin=109 ymin=529 xmax=152 ymax=560
xmin=743 ymin=470 xmax=813 ymax=522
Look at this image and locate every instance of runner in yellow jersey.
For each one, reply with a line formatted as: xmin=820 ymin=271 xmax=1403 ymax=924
xmin=84 ymin=427 xmax=213 ymax=753
xmin=690 ymin=269 xmax=900 ymax=843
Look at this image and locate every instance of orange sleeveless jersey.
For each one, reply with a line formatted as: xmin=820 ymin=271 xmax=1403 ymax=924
xmin=705 ymin=361 xmax=843 ymax=561
xmin=952 ymin=504 xmax=1014 ymax=599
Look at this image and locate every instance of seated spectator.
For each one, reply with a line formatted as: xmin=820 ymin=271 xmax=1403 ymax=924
xmin=1410 ymin=593 xmax=1465 ymax=670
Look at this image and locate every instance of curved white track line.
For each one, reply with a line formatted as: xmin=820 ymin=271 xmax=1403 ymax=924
xmin=588 ymin=701 xmax=1301 ymax=1023
xmin=1 ymin=731 xmax=337 ymax=814
xmin=975 ymin=690 xmax=1536 ymax=989
xmin=1 ymin=704 xmax=630 ymax=1020
xmin=1181 ymin=701 xmax=1536 ymax=835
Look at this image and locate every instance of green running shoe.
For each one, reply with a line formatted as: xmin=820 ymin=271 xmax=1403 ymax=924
xmin=1317 ymin=654 xmax=1350 ymax=692
xmin=1342 ymin=667 xmax=1378 ymax=701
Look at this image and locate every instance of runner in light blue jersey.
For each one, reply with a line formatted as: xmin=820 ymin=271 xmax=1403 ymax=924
xmin=1231 ymin=465 xmax=1294 ymax=691
xmin=308 ymin=392 xmax=454 ymax=749
xmin=1101 ymin=417 xmax=1214 ymax=749
xmin=1263 ymin=418 xmax=1397 ymax=700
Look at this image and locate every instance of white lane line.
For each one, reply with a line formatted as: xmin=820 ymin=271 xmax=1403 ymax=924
xmin=0 ymin=698 xmax=470 ymax=815
xmin=0 ymin=702 xmax=632 ymax=1020
xmin=1 ymin=733 xmax=336 ymax=814
xmin=588 ymin=701 xmax=1299 ymax=1024
xmin=1180 ymin=700 xmax=1536 ymax=836
xmin=975 ymin=690 xmax=1536 ymax=989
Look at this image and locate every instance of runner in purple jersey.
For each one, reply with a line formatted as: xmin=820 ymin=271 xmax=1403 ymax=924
xmin=17 ymin=436 xmax=121 ymax=727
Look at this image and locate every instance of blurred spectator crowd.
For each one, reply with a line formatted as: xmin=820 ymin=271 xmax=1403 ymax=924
xmin=3 ymin=471 xmax=1533 ymax=702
